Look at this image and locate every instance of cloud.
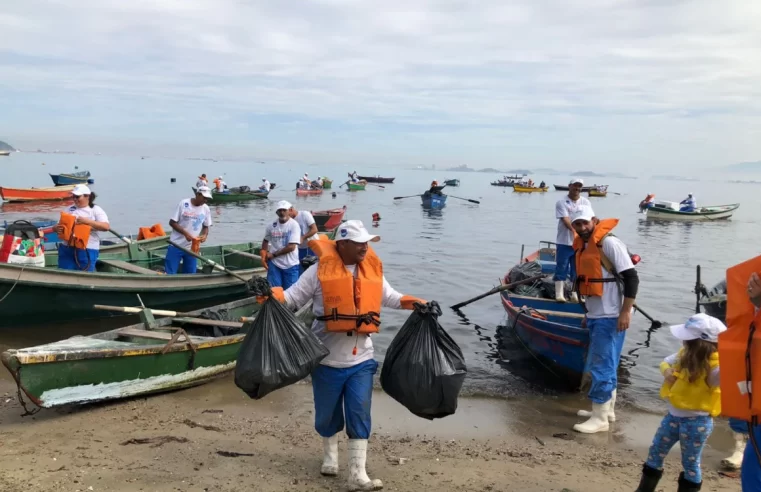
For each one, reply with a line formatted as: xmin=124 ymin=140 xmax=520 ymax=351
xmin=1 ymin=0 xmax=760 ymax=169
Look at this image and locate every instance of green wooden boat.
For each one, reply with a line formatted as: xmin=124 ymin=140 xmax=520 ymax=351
xmin=348 ymin=181 xmax=367 ymax=191
xmin=0 ymin=242 xmax=266 ymax=327
xmin=322 ymin=178 xmax=333 ymax=189
xmin=192 ymin=187 xmax=268 ymax=202
xmin=2 ymin=297 xmax=314 ymax=408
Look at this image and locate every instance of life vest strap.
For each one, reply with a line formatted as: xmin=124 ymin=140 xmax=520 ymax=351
xmin=316 ymin=308 xmax=381 ymax=329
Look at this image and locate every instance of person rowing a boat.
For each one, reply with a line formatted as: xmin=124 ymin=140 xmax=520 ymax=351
xmin=260 ymin=200 xmax=302 ymax=289
xmin=164 ymin=186 xmax=212 ymax=274
xmin=262 ymin=220 xmax=425 ymax=491
xmin=679 ymin=193 xmax=697 ymax=212
xmin=350 ymin=171 xmax=359 ymax=183
xmin=259 ymin=177 xmax=271 ymax=192
xmin=426 ymin=180 xmax=446 ymax=196
xmin=554 ymin=178 xmax=590 ymax=302
xmin=55 ymin=184 xmax=110 ymax=272
xmin=571 ymin=205 xmax=639 ymax=434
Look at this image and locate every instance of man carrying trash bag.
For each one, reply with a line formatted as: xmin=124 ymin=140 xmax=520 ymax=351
xmin=263 ymin=220 xmax=425 ymax=491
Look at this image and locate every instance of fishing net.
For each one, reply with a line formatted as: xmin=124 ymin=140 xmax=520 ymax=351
xmin=380 ymin=301 xmax=467 ymax=420
xmin=235 ymin=277 xmax=329 ymax=400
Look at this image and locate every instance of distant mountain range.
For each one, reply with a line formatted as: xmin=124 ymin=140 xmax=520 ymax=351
xmin=726 ymin=160 xmax=761 ymax=173
xmin=442 ymin=165 xmax=636 ymax=179
xmin=0 ymin=140 xmax=15 ymax=151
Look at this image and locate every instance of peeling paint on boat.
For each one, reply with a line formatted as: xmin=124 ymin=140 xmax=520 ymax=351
xmin=38 ymin=362 xmax=236 ymax=407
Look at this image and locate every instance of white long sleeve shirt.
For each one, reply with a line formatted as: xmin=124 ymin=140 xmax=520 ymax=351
xmin=284 ymin=264 xmax=404 ymax=368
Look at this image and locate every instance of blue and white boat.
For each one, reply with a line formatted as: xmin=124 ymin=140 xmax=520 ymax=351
xmin=49 ymin=171 xmax=91 ymax=186
xmin=421 ymin=193 xmax=447 ymax=209
xmin=499 ymin=242 xmax=588 ymax=387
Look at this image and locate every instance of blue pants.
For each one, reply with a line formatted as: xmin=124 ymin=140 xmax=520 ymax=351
xmin=164 ymin=244 xmax=197 ymax=274
xmin=57 ymin=245 xmax=99 ymax=272
xmin=730 ymin=417 xmax=749 ymax=434
xmin=298 ymin=247 xmax=315 ymax=275
xmin=743 ymin=424 xmax=761 ymax=491
xmin=266 ymin=263 xmax=299 ymax=289
xmin=585 ymin=317 xmax=626 ymax=403
xmin=311 ymin=360 xmax=377 ymax=439
xmin=646 ymin=413 xmax=713 ymax=484
xmin=554 ymin=244 xmax=576 ymax=282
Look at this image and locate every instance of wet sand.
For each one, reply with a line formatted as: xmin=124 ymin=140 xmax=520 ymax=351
xmin=0 ymin=376 xmax=742 ymax=492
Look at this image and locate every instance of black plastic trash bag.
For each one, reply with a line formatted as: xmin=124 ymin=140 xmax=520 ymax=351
xmin=380 ymin=301 xmax=467 ymax=420
xmin=508 ymin=260 xmax=542 ymax=283
xmin=235 ymin=278 xmax=329 ymax=400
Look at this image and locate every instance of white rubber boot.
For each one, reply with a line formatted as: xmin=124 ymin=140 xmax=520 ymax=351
xmin=347 ymin=439 xmax=383 ymax=491
xmin=573 ymin=400 xmax=611 ymax=434
xmin=320 ymin=435 xmax=339 ymax=476
xmin=555 ymin=281 xmax=567 ymax=302
xmin=577 ymin=389 xmax=617 ymax=422
xmin=569 ymin=291 xmax=579 ymax=303
xmin=721 ymin=432 xmax=747 ymax=470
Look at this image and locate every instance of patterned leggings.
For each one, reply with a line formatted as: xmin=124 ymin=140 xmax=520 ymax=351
xmin=645 ymin=413 xmax=714 ymax=484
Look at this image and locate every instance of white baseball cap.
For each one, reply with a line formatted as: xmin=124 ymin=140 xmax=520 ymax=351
xmin=262 ymin=177 xmax=266 ymax=181
xmin=196 ymin=185 xmax=213 ymax=198
xmin=275 ymin=200 xmax=293 ymax=211
xmin=571 ymin=205 xmax=595 ymax=223
xmin=336 ymin=220 xmax=380 ymax=243
xmin=71 ymin=184 xmax=92 ymax=196
xmin=569 ymin=178 xmax=584 ymax=186
xmin=670 ymin=313 xmax=727 ymax=343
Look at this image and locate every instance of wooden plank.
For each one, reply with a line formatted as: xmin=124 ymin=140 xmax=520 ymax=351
xmin=172 ymin=317 xmax=244 ymax=329
xmin=223 ymin=248 xmax=262 ymax=261
xmin=117 ymin=328 xmax=184 ymax=341
xmin=98 ymin=259 xmax=160 ymax=275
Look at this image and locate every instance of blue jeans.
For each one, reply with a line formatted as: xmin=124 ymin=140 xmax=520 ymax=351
xmin=585 ymin=317 xmax=626 ymax=403
xmin=730 ymin=417 xmax=749 ymax=434
xmin=554 ymin=244 xmax=576 ymax=282
xmin=743 ymin=424 xmax=761 ymax=491
xmin=311 ymin=359 xmax=378 ymax=439
xmin=57 ymin=245 xmax=99 ymax=272
xmin=164 ymin=244 xmax=197 ymax=274
xmin=646 ymin=413 xmax=713 ymax=484
xmin=266 ymin=263 xmax=299 ymax=289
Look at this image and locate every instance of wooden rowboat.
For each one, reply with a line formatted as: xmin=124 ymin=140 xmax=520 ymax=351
xmin=296 ymin=188 xmax=323 ymax=196
xmin=192 ymin=187 xmax=269 ymax=202
xmin=553 ymin=184 xmax=596 ymax=192
xmin=513 ymin=185 xmax=549 ymax=193
xmin=348 ymin=181 xmax=367 ymax=191
xmin=644 ymin=203 xmax=739 ymax=221
xmin=49 ymin=171 xmax=91 ymax=186
xmin=322 ymin=178 xmax=333 ymax=189
xmin=311 ymin=205 xmax=347 ymax=232
xmin=357 ymin=175 xmax=395 ymax=183
xmin=0 ymin=242 xmax=266 ymax=327
xmin=0 ymin=185 xmax=77 ymax=202
xmin=588 ymin=189 xmax=608 ymax=197
xmin=1 ymin=298 xmax=314 ymax=408
xmin=421 ymin=193 xmax=447 ymax=209
xmin=444 ymin=179 xmax=460 ymax=186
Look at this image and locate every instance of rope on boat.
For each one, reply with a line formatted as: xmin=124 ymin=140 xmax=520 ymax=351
xmin=13 ymin=370 xmax=40 ymax=417
xmin=0 ymin=265 xmax=25 ymax=305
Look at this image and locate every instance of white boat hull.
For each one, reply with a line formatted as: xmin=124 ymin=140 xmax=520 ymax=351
xmin=644 ymin=204 xmax=739 ymax=221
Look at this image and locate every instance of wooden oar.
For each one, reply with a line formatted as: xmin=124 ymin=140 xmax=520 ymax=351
xmin=393 ymin=194 xmax=423 ymax=200
xmin=450 ymin=274 xmax=547 ymax=310
xmin=445 ymin=195 xmax=480 ymax=204
xmin=94 ymin=305 xmax=194 ymax=317
xmin=168 ymin=240 xmax=250 ymax=283
xmin=108 ymin=228 xmax=141 ymax=247
xmin=339 ymin=180 xmax=351 ymax=188
xmin=633 ymin=304 xmax=664 ymax=328
xmin=365 ymin=183 xmax=386 ymax=189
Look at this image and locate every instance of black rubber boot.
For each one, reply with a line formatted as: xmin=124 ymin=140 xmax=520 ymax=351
xmin=635 ymin=464 xmax=663 ymax=492
xmin=677 ymin=472 xmax=702 ymax=491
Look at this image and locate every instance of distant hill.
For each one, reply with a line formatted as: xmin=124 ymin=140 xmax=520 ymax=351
xmin=653 ymin=175 xmax=700 ymax=182
xmin=0 ymin=140 xmax=15 ymax=151
xmin=726 ymin=160 xmax=761 ymax=173
xmin=445 ymin=165 xmax=476 ymax=172
xmin=572 ymin=171 xmax=605 ymax=177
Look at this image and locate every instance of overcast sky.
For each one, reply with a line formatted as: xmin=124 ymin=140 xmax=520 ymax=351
xmin=2 ymin=0 xmax=760 ymax=170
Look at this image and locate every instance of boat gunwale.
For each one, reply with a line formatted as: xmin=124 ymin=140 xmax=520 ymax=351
xmin=645 ymin=203 xmax=740 ymax=216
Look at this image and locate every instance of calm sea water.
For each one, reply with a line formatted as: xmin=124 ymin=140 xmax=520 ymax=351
xmin=1 ymin=153 xmax=758 ymax=412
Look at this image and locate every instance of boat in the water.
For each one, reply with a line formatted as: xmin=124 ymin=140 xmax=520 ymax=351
xmin=356 ymin=175 xmax=395 ymax=183
xmin=348 ymin=181 xmax=367 ymax=191
xmin=1 ymin=297 xmax=314 ymax=408
xmin=0 ymin=185 xmax=77 ymax=202
xmin=444 ymin=179 xmax=460 ymax=186
xmin=553 ymin=184 xmax=596 ymax=192
xmin=421 ymin=193 xmax=447 ymax=209
xmin=322 ymin=178 xmax=333 ymax=189
xmin=0 ymin=150 xmax=10 ymax=157
xmin=192 ymin=187 xmax=268 ymax=202
xmin=500 ymin=242 xmax=588 ymax=386
xmin=513 ymin=185 xmax=549 ymax=193
xmin=644 ymin=202 xmax=739 ymax=221
xmin=491 ymin=180 xmax=516 ymax=187
xmin=50 ymin=171 xmax=91 ymax=186
xmin=296 ymin=187 xmax=323 ymax=196
xmin=311 ymin=205 xmax=346 ymax=232
xmin=587 ymin=185 xmax=608 ymax=198
xmin=0 ymin=242 xmax=266 ymax=327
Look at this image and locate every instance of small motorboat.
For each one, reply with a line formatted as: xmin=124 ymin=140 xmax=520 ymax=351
xmin=49 ymin=171 xmax=91 ymax=186
xmin=513 ymin=185 xmax=549 ymax=193
xmin=356 ymin=175 xmax=395 ymax=183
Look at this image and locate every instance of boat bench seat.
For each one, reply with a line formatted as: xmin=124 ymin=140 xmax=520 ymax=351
xmin=117 ymin=327 xmax=202 ymax=341
xmin=98 ymin=259 xmax=161 ymax=275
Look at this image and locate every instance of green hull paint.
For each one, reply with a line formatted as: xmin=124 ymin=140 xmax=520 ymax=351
xmin=348 ymin=183 xmax=366 ymax=191
xmin=3 ymin=298 xmax=315 ymax=407
xmin=192 ymin=187 xmax=269 ymax=202
xmin=322 ymin=179 xmax=332 ymax=189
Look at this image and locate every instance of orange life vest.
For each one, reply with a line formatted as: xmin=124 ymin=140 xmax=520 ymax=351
xmin=719 ymin=255 xmax=761 ymax=420
xmin=59 ymin=212 xmax=91 ymax=250
xmin=213 ymin=178 xmax=223 ymax=191
xmin=137 ymin=223 xmax=166 ymax=241
xmin=573 ymin=218 xmax=620 ymax=297
xmin=310 ymin=239 xmax=384 ymax=334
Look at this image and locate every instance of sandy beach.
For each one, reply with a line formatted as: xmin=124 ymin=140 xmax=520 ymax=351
xmin=0 ymin=375 xmax=742 ymax=492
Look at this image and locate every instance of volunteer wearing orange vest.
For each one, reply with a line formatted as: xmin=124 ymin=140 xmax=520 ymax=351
xmin=570 ymin=205 xmax=639 ymax=434
xmin=54 ymin=185 xmax=110 ymax=272
xmin=267 ymin=220 xmax=424 ymax=491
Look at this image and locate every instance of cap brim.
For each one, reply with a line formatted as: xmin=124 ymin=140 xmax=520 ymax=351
xmin=571 ymin=216 xmax=594 ymax=223
xmin=199 ymin=191 xmax=213 ymax=198
xmin=340 ymin=233 xmax=381 ymax=243
xmin=669 ymin=324 xmax=697 ymax=341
